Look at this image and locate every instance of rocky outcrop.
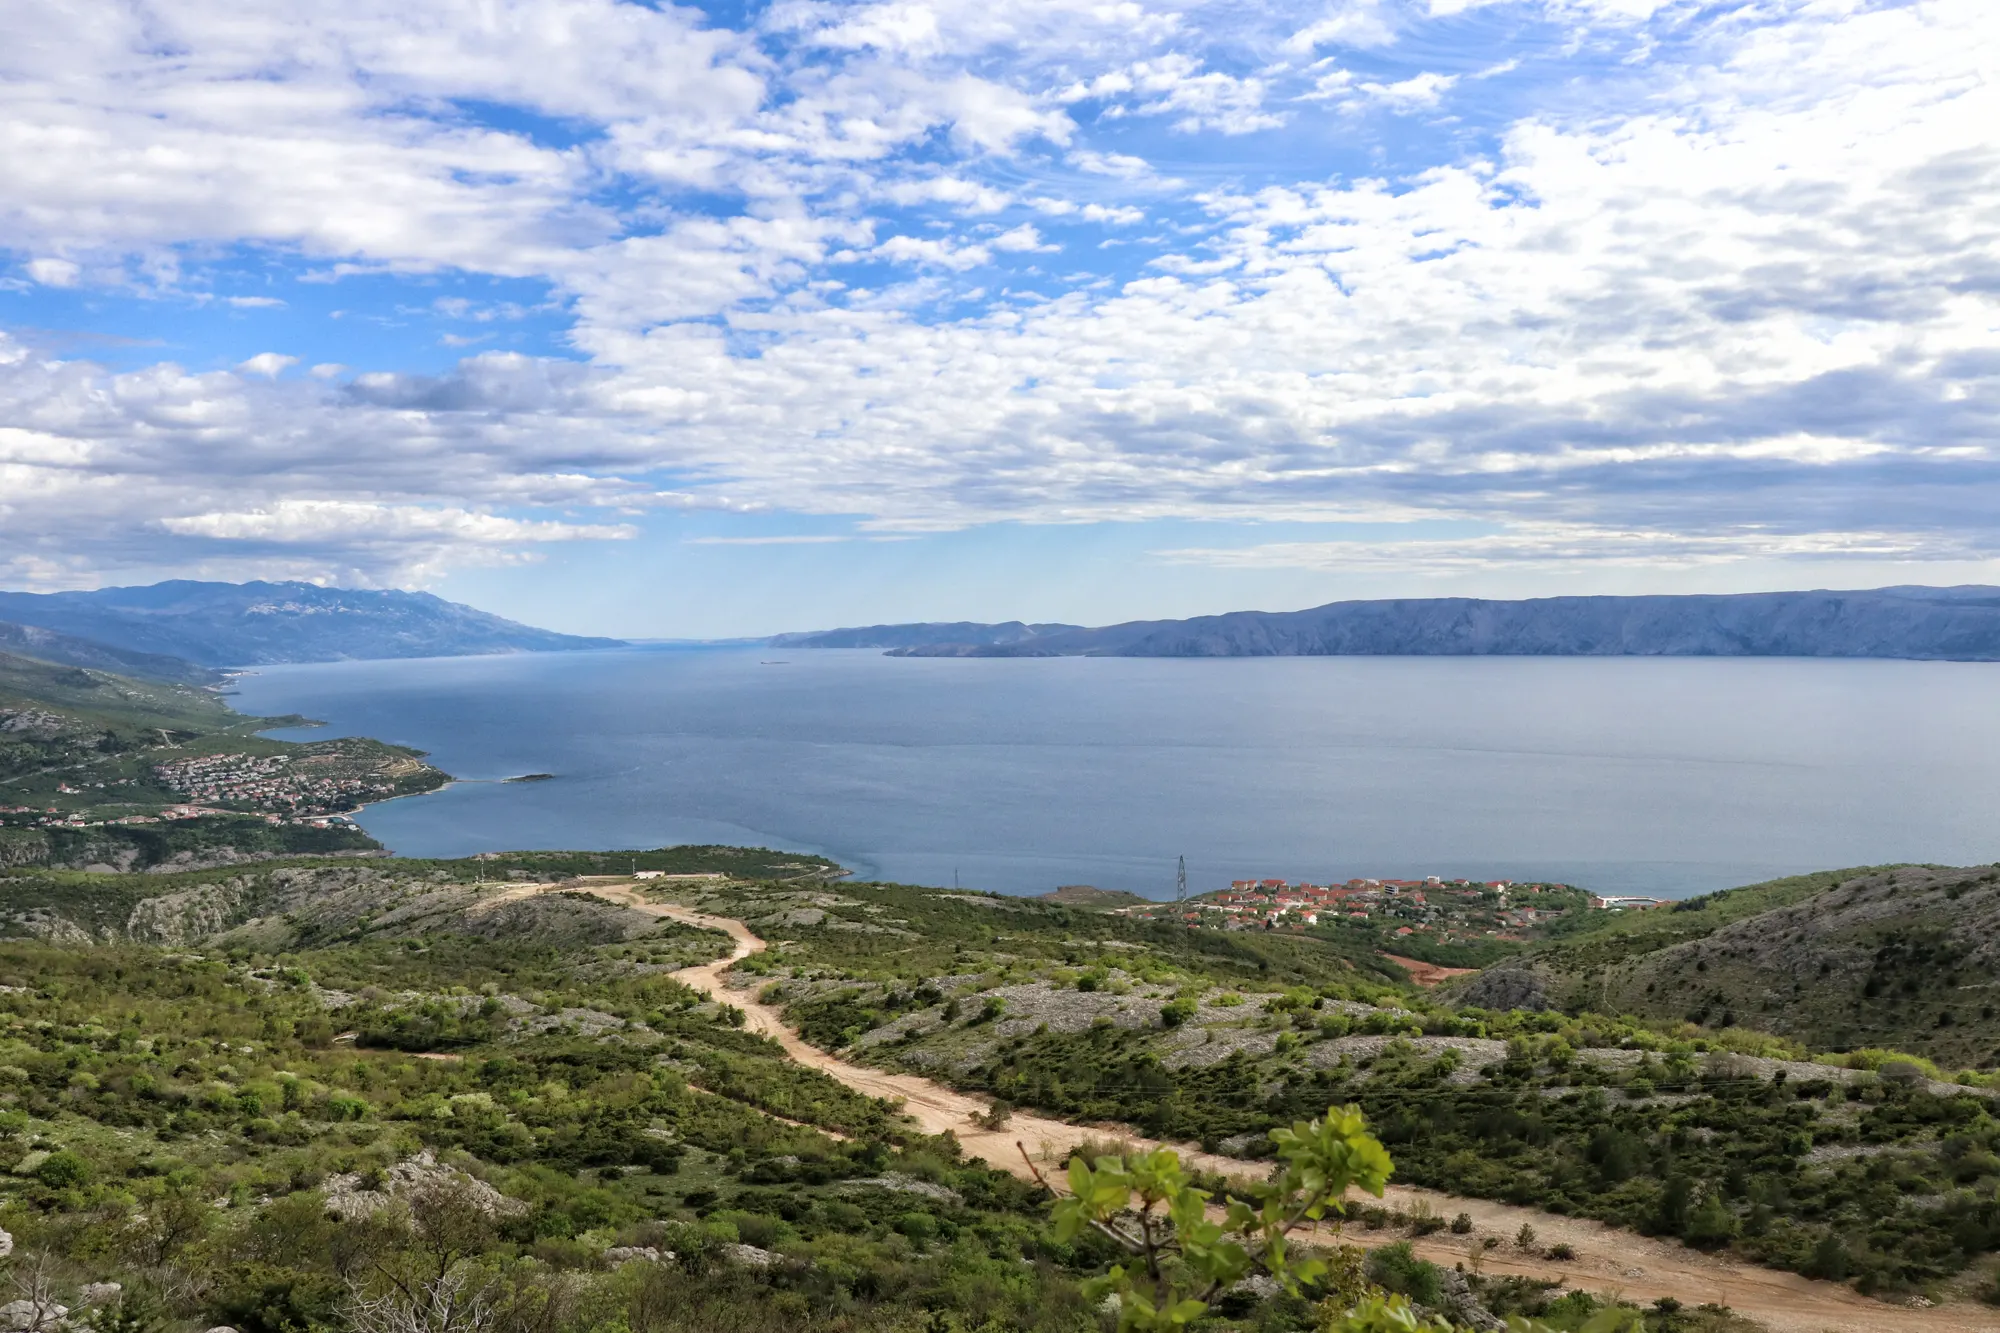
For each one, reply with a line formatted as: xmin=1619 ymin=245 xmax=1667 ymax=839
xmin=1450 ymin=966 xmax=1555 ymax=1013
xmin=126 ymin=876 xmax=263 ymax=944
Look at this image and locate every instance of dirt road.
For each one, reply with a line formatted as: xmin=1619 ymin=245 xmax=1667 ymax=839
xmin=560 ymin=881 xmax=1996 ymax=1333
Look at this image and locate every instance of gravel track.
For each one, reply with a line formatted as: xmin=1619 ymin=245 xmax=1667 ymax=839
xmin=555 ymin=881 xmax=1999 ymax=1333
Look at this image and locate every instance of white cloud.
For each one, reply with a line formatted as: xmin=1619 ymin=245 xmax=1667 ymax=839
xmin=1356 ymin=71 xmax=1457 ymax=108
xmin=1082 ymin=203 xmax=1145 ymax=224
xmin=1284 ymin=1 xmax=1399 ymax=52
xmin=882 ymin=175 xmax=1015 ymax=213
xmin=224 ymin=296 xmax=287 ymax=309
xmin=1154 ymin=526 xmax=1997 ymax=575
xmin=236 ymin=353 xmax=299 ymax=378
xmin=1 ymin=0 xmax=1998 ymax=586
xmin=990 ymin=224 xmax=1057 ymax=252
xmin=25 ymin=259 xmax=81 ymax=287
xmin=873 ymin=234 xmax=993 ymax=268
xmin=1061 ymin=54 xmax=1284 ymax=134
xmin=162 ymin=500 xmax=632 ymax=545
xmin=1069 ymin=149 xmax=1156 ymax=178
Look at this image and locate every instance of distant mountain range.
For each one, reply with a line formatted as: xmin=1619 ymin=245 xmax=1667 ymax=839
xmin=772 ymin=586 xmax=2000 ymax=660
xmin=0 ymin=581 xmax=622 ymax=670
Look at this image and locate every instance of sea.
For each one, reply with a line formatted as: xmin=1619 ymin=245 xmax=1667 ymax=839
xmin=225 ymin=646 xmax=2000 ymax=901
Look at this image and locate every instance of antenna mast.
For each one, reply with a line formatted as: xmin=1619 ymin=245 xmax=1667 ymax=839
xmin=1176 ymin=855 xmax=1187 ymax=906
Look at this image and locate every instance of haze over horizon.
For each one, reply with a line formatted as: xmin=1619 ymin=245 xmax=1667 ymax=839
xmin=3 ymin=0 xmax=1996 ymax=638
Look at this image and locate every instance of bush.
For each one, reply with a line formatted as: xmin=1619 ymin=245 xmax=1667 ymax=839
xmin=35 ymin=1149 xmax=91 ymax=1188
xmin=1364 ymin=1242 xmax=1441 ymax=1306
xmin=1450 ymin=1212 xmax=1473 ymax=1235
xmin=1682 ymin=1193 xmax=1737 ymax=1248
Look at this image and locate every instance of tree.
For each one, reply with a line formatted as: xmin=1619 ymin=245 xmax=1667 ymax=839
xmin=1035 ymin=1105 xmax=1643 ymax=1333
xmin=1036 ymin=1104 xmax=1394 ymax=1332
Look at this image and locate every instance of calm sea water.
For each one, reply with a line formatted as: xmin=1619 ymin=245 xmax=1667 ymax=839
xmin=225 ymin=647 xmax=2000 ymax=900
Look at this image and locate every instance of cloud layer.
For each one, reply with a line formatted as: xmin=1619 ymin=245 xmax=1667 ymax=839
xmin=1 ymin=0 xmax=1996 ymax=586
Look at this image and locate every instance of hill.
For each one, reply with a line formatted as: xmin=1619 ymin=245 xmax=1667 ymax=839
xmin=0 ymin=579 xmax=623 ymax=665
xmin=1455 ymin=863 xmax=2000 ymax=1066
xmin=0 ymin=648 xmax=445 ymax=869
xmin=776 ymin=585 xmax=2000 ymax=659
xmin=0 ymin=619 xmax=220 ymax=683
xmin=0 ymin=850 xmax=1998 ymax=1319
xmin=635 ymin=870 xmax=2000 ymax=1303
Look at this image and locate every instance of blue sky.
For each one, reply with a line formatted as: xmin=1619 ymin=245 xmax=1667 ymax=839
xmin=1 ymin=0 xmax=1996 ymax=636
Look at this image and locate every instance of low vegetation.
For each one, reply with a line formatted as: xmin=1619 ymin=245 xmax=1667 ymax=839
xmin=3 ymin=836 xmax=2000 ymax=1325
xmin=0 ymin=852 xmax=1721 ymax=1333
xmin=649 ymin=871 xmax=2000 ymax=1303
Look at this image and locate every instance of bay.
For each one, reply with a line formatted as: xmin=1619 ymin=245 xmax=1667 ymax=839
xmin=226 ymin=647 xmax=2000 ymax=900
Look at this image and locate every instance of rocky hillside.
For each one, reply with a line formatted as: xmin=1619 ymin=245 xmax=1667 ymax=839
xmin=1459 ymin=863 xmax=2000 ymax=1066
xmin=0 ymin=861 xmax=674 ymax=951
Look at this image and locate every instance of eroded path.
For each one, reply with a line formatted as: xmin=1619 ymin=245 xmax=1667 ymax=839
xmin=561 ymin=881 xmax=1995 ymax=1333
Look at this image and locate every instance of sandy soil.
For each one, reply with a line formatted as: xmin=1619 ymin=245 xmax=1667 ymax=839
xmin=1378 ymin=954 xmax=1480 ymax=988
xmin=554 ymin=881 xmax=1997 ymax=1333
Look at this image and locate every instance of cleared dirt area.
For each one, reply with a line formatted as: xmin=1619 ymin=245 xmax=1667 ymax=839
xmin=560 ymin=881 xmax=1998 ymax=1333
xmin=1378 ymin=953 xmax=1480 ymax=987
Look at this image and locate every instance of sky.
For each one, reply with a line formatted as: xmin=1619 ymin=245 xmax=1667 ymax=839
xmin=1 ymin=0 xmax=1996 ymax=637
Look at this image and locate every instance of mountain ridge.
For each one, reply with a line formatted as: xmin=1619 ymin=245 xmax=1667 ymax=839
xmin=0 ymin=580 xmax=624 ymax=666
xmin=0 ymin=618 xmax=221 ymax=684
xmin=775 ymin=585 xmax=2000 ymax=660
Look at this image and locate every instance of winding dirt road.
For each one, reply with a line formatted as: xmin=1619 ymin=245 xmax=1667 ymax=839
xmin=556 ymin=880 xmax=1996 ymax=1333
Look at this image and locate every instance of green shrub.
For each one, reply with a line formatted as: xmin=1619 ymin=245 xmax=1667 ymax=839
xmin=35 ymin=1149 xmax=91 ymax=1188
xmin=1364 ymin=1242 xmax=1441 ymax=1306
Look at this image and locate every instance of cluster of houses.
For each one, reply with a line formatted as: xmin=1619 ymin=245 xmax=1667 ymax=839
xmin=153 ymin=752 xmax=394 ymax=816
xmin=1145 ymin=874 xmax=1664 ymax=938
xmin=1172 ymin=876 xmax=1499 ymax=933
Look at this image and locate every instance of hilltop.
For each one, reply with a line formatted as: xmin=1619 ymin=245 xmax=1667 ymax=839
xmin=0 ymin=579 xmax=623 ymax=665
xmin=1461 ymin=863 xmax=2000 ymax=1067
xmin=775 ymin=585 xmax=2000 ymax=659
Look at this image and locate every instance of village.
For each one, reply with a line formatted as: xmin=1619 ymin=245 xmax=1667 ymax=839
xmin=0 ymin=734 xmax=441 ymax=833
xmin=1129 ymin=874 xmax=1668 ymax=948
xmin=150 ymin=748 xmax=409 ymax=818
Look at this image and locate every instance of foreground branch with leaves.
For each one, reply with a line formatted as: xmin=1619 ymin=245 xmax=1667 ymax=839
xmin=1033 ymin=1105 xmax=1648 ymax=1333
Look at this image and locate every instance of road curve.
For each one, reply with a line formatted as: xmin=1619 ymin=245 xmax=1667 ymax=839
xmin=566 ymin=881 xmax=1998 ymax=1333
